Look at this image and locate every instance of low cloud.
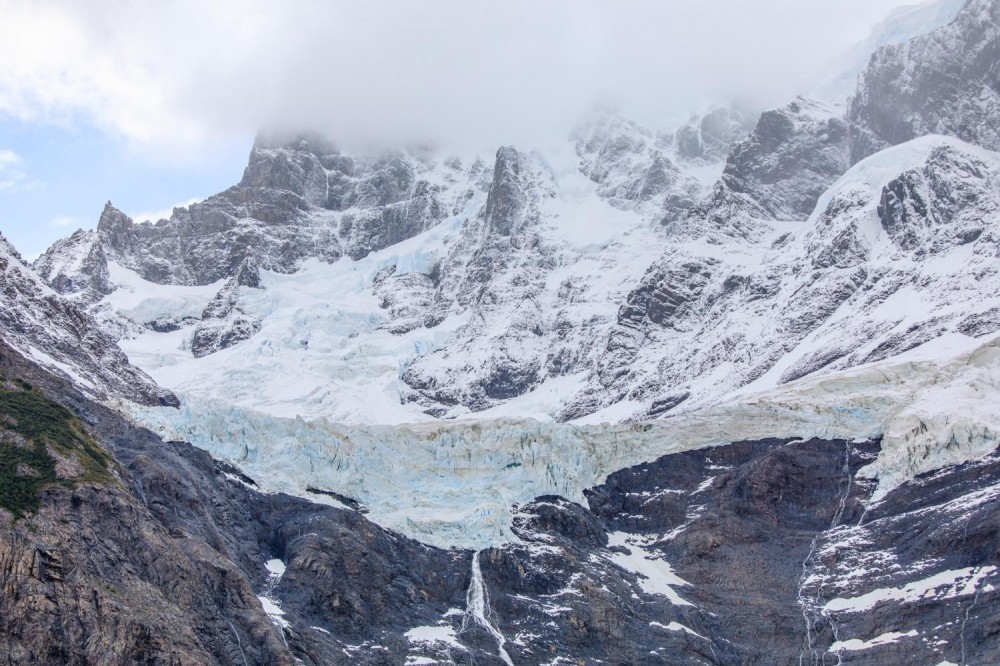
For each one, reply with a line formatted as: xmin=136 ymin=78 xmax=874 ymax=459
xmin=0 ymin=0 xmax=919 ymax=159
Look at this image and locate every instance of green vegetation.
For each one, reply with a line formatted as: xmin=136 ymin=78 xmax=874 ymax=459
xmin=0 ymin=382 xmax=114 ymax=518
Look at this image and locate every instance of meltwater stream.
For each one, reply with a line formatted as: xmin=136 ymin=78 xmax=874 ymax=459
xmin=462 ymin=551 xmax=514 ymax=666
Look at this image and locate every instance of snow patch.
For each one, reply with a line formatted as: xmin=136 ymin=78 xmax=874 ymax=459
xmin=825 ymin=566 xmax=997 ymax=613
xmin=404 ymin=625 xmax=463 ymax=649
xmin=829 ymin=629 xmax=919 ymax=653
xmin=650 ymin=621 xmax=707 ymax=640
xmin=605 ymin=532 xmax=692 ymax=606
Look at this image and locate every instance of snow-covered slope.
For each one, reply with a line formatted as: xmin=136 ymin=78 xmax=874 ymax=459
xmin=31 ymin=0 xmax=1000 ymax=460
xmin=112 ymin=146 xmax=669 ymax=423
xmin=564 ymin=134 xmax=1000 ymax=421
xmin=46 ymin=126 xmax=1000 ymax=428
xmin=0 ymin=233 xmax=175 ymax=406
xmin=42 ymin=113 xmax=741 ymax=422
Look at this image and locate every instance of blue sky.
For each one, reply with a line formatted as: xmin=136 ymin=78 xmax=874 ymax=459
xmin=0 ymin=0 xmax=930 ymax=261
xmin=0 ymin=117 xmax=250 ymax=258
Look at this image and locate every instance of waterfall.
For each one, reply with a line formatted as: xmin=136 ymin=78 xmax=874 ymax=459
xmin=462 ymin=550 xmax=515 ymax=666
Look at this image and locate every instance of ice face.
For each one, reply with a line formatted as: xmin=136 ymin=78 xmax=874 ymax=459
xmin=124 ymin=331 xmax=1000 ymax=549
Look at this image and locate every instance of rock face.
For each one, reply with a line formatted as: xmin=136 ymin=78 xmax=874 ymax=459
xmin=719 ymin=98 xmax=851 ymax=221
xmin=0 ymin=341 xmax=288 ymax=664
xmin=191 ymin=258 xmax=264 ymax=357
xmin=37 ymin=139 xmax=470 ymax=295
xmin=0 ymin=234 xmax=174 ymax=407
xmin=0 ymin=340 xmax=469 ymax=665
xmin=876 ymin=144 xmax=995 ymax=251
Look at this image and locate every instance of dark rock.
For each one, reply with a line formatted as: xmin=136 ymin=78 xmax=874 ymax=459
xmin=720 ymin=98 xmax=851 ymax=220
xmin=484 ymin=147 xmax=524 ymax=237
xmin=144 ymin=316 xmax=200 ymax=333
xmin=957 ymin=305 xmax=1000 ymax=337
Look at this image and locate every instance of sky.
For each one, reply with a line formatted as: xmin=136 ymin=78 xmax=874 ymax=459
xmin=0 ymin=0 xmax=946 ymax=259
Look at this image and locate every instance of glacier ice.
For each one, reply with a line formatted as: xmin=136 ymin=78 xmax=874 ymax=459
xmin=124 ymin=331 xmax=1000 ymax=549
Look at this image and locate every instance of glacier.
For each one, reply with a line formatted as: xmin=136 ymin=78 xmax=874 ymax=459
xmin=125 ymin=329 xmax=1000 ymax=549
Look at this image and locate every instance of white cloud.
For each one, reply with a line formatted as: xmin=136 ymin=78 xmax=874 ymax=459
xmin=0 ymin=148 xmax=40 ymax=192
xmin=0 ymin=0 xmax=923 ymax=159
xmin=0 ymin=149 xmax=20 ymax=168
xmin=131 ymin=197 xmax=203 ymax=224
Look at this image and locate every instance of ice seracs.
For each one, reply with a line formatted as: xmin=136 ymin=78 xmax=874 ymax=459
xmin=127 ymin=328 xmax=1000 ymax=550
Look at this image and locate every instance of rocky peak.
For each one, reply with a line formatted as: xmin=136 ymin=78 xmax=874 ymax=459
xmin=32 ymin=228 xmax=112 ymax=301
xmin=0 ymin=232 xmax=175 ymax=406
xmin=95 ymin=202 xmax=139 ymax=263
xmin=239 ymin=134 xmax=334 ymax=203
xmin=484 ymin=146 xmax=524 ymax=236
xmin=720 ymin=97 xmax=850 ymax=220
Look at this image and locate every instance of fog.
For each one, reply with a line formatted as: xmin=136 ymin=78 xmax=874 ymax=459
xmin=1 ymin=0 xmax=920 ymax=159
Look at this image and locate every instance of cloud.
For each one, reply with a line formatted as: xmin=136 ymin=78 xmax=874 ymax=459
xmin=0 ymin=148 xmax=41 ymax=192
xmin=0 ymin=149 xmax=19 ymax=168
xmin=0 ymin=0 xmax=920 ymax=159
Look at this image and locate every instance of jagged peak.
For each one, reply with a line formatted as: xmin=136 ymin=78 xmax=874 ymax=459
xmin=250 ymin=129 xmax=340 ymax=157
xmin=492 ymin=145 xmax=521 ymax=171
xmin=97 ymin=202 xmax=133 ymax=231
xmin=484 ymin=146 xmax=526 ymax=237
xmin=0 ymin=231 xmax=27 ymax=267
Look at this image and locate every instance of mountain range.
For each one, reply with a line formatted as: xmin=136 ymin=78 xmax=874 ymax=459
xmin=1 ymin=0 xmax=999 ymax=663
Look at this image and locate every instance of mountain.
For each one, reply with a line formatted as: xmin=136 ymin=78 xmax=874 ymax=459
xmin=33 ymin=106 xmax=752 ymax=423
xmin=34 ymin=0 xmax=1000 ymax=425
xmin=563 ymin=134 xmax=1000 ymax=421
xmin=6 ymin=0 xmax=1000 ymax=663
